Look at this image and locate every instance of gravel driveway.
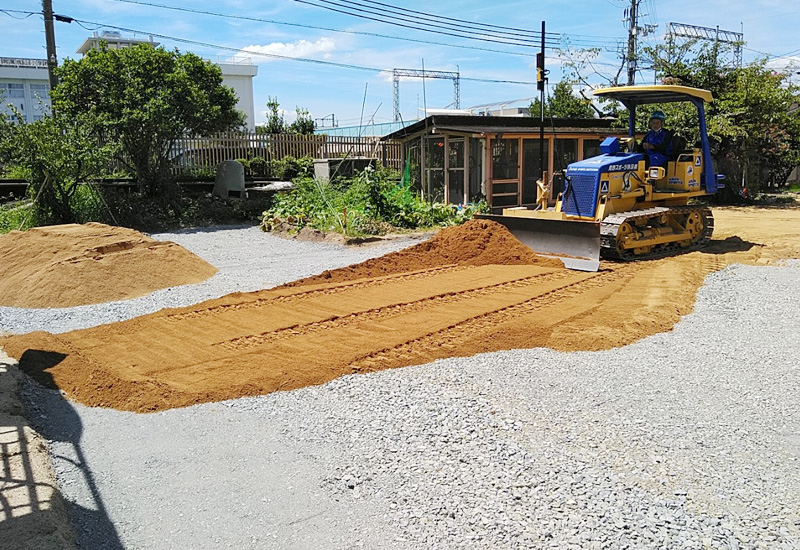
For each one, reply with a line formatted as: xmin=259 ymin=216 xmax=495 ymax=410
xmin=8 ymin=225 xmax=800 ymax=549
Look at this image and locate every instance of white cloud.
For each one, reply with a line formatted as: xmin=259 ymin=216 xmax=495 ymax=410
xmin=233 ymin=37 xmax=336 ymax=64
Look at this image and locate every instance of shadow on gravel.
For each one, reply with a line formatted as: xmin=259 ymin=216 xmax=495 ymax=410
xmin=18 ymin=350 xmax=124 ymax=550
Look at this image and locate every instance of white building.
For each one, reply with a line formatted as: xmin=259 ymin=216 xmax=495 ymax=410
xmin=212 ymin=58 xmax=258 ymax=131
xmin=77 ymin=31 xmax=258 ymax=131
xmin=0 ymin=57 xmax=51 ymax=123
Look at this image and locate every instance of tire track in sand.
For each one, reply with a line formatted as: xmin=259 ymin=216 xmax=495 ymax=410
xmin=345 ymin=263 xmax=643 ymax=373
xmin=212 ymin=269 xmax=577 ymax=352
xmin=163 ymin=264 xmax=473 ymax=322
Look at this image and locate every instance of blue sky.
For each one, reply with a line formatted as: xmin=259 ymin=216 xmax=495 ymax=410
xmin=2 ymin=0 xmax=798 ymax=127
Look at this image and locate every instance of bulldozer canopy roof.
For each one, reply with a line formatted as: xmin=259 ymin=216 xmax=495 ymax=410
xmin=593 ymin=85 xmax=713 ymax=105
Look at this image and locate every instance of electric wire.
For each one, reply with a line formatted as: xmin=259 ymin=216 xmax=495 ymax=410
xmin=296 ymin=0 xmax=622 ymax=48
xmin=293 ymin=0 xmax=550 ymax=48
xmin=105 ymin=0 xmax=622 ymax=49
xmin=0 ymin=8 xmax=37 ymax=19
xmin=64 ymin=16 xmax=539 ymax=85
xmin=105 ymin=0 xmax=538 ymax=58
xmin=300 ymin=0 xmax=556 ymax=40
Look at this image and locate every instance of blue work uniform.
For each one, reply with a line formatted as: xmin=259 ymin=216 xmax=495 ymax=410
xmin=642 ymin=128 xmax=672 ymax=167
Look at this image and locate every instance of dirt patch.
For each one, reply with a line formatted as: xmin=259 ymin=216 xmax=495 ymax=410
xmin=286 ymin=219 xmax=563 ymax=287
xmin=0 ymin=223 xmax=217 ymax=309
xmin=1 ymin=208 xmax=800 ymax=413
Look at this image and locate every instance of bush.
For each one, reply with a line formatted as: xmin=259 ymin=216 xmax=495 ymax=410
xmin=261 ymin=165 xmax=488 ymax=237
xmin=273 ymin=156 xmax=313 ymax=180
xmin=248 ymin=157 xmax=269 ymax=178
xmin=0 ymin=200 xmax=37 ymax=232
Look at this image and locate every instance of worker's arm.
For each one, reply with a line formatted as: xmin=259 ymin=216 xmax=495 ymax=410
xmin=647 ymin=130 xmax=673 ymax=154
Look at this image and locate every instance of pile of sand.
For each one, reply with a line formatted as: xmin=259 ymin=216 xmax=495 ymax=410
xmin=287 ymin=219 xmax=562 ymax=287
xmin=0 ymin=223 xmax=218 ymax=308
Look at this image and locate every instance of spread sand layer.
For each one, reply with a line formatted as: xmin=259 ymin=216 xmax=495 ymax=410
xmin=0 ymin=222 xmax=218 ymax=308
xmin=2 ymin=208 xmax=800 ymax=413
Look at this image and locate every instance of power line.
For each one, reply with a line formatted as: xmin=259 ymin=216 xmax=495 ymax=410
xmin=308 ymin=0 xmax=558 ymax=40
xmin=293 ymin=0 xmax=555 ymax=48
xmin=64 ymin=16 xmax=539 ymax=86
xmin=0 ymin=8 xmax=37 ymax=20
xmin=106 ymin=0 xmax=622 ymax=50
xmin=106 ymin=0 xmax=538 ymax=58
xmin=303 ymin=0 xmax=622 ymax=48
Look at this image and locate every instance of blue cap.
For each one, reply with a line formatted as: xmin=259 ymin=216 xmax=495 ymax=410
xmin=650 ymin=111 xmax=666 ymax=121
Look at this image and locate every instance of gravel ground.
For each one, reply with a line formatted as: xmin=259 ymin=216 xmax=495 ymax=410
xmin=8 ymin=227 xmax=800 ymax=549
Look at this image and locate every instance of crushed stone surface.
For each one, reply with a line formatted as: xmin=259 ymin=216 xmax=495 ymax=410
xmin=19 ymin=260 xmax=800 ymax=549
xmin=1 ymin=208 xmax=799 ymax=548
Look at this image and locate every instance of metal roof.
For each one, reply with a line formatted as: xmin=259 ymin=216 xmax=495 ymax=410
xmin=593 ymin=85 xmax=714 ymax=105
xmin=382 ymin=115 xmax=618 ymax=141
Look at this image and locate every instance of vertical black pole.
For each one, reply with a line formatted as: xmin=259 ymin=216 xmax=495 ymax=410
xmin=626 ymin=0 xmax=637 ymax=85
xmin=42 ymin=0 xmax=59 ymax=90
xmin=539 ymin=21 xmax=545 ymax=181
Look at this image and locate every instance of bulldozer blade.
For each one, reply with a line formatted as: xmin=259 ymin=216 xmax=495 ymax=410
xmin=475 ymin=213 xmax=601 ymax=272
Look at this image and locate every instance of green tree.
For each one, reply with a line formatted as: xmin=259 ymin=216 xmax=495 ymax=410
xmin=0 ymin=107 xmax=12 ymax=167
xmin=289 ymin=107 xmax=315 ymax=134
xmin=529 ymin=80 xmax=596 ymax=118
xmin=50 ymin=44 xmax=244 ymax=196
xmin=5 ymin=111 xmax=113 ymax=224
xmin=257 ymin=96 xmax=286 ymax=134
xmin=256 ymin=99 xmax=315 ymax=135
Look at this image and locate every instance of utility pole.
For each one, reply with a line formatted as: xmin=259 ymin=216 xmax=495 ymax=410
xmin=626 ymin=0 xmax=638 ymax=85
xmin=42 ymin=0 xmax=58 ymax=89
xmin=537 ymin=21 xmax=546 ymax=182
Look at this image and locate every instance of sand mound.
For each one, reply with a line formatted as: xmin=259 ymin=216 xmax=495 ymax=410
xmin=0 ymin=223 xmax=218 ymax=308
xmin=287 ymin=219 xmax=562 ymax=287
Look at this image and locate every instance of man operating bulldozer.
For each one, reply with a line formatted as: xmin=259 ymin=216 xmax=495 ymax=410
xmin=640 ymin=110 xmax=673 ymax=167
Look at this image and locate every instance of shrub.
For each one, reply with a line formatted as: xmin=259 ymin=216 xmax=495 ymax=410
xmin=261 ymin=165 xmax=489 ymax=237
xmin=248 ymin=157 xmax=269 ymax=178
xmin=273 ymin=156 xmax=313 ymax=180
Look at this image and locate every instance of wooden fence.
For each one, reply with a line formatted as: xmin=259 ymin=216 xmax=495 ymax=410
xmin=171 ymin=133 xmax=404 ymax=175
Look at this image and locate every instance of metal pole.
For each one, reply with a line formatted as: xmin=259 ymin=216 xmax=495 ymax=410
xmin=539 ymin=21 xmax=546 ymax=183
xmin=42 ymin=0 xmax=59 ymax=89
xmin=626 ymin=0 xmax=637 ymax=85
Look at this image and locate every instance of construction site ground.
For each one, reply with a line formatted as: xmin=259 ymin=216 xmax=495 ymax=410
xmin=1 ymin=205 xmax=799 ymax=549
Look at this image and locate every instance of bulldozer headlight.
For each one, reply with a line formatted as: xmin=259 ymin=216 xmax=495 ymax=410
xmin=648 ymin=167 xmax=665 ymax=180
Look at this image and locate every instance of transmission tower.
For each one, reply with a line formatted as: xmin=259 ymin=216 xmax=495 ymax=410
xmin=666 ymin=22 xmax=744 ymax=67
xmin=393 ymin=68 xmax=460 ymax=121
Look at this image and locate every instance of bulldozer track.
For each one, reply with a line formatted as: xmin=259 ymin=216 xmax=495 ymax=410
xmin=212 ymin=269 xmax=577 ymax=352
xmin=164 ymin=264 xmax=474 ymax=322
xmin=345 ymin=265 xmax=639 ymax=373
xmin=601 ymin=206 xmax=714 ymax=262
